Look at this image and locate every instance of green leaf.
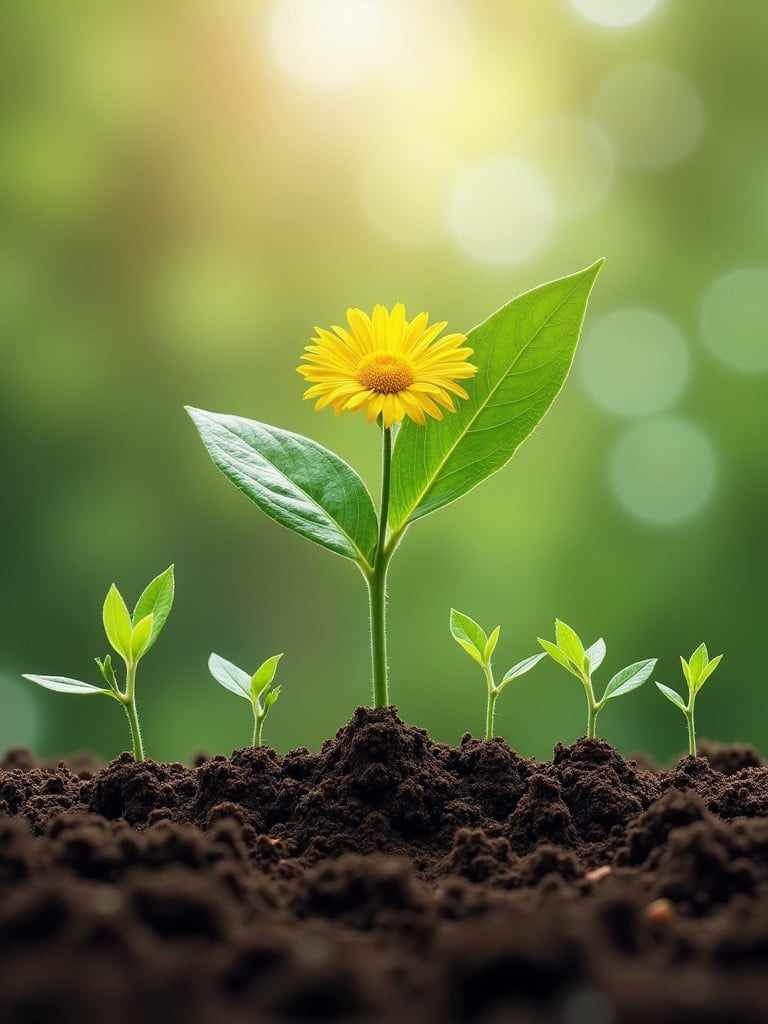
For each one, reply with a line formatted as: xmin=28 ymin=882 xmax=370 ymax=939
xmin=555 ymin=619 xmax=586 ymax=670
xmin=450 ymin=609 xmax=488 ymax=666
xmin=130 ymin=614 xmax=154 ymax=661
xmin=585 ymin=638 xmax=606 ymax=672
xmin=22 ymin=674 xmax=113 ymax=696
xmin=133 ymin=565 xmax=175 ymax=654
xmin=102 ymin=585 xmax=133 ymax=662
xmin=537 ymin=637 xmax=581 ymax=677
xmin=680 ymin=655 xmax=692 ymax=687
xmin=251 ymin=654 xmax=283 ymax=701
xmin=484 ymin=625 xmax=501 ymax=663
xmin=656 ymin=681 xmax=687 ymax=712
xmin=95 ymin=655 xmax=119 ymax=693
xmin=602 ymin=659 xmax=657 ymax=702
xmin=187 ymin=408 xmax=379 ymax=565
xmin=500 ymin=652 xmax=546 ymax=686
xmin=694 ymin=652 xmax=723 ymax=692
xmin=208 ymin=653 xmax=251 ymax=700
xmin=688 ymin=643 xmax=709 ymax=684
xmin=264 ymin=686 xmax=281 ymax=709
xmin=389 ymin=261 xmax=604 ymax=531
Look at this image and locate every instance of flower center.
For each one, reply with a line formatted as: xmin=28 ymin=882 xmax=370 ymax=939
xmin=357 ymin=352 xmax=415 ymax=394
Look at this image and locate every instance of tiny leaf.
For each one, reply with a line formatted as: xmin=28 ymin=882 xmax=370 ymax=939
xmin=208 ymin=653 xmax=251 ymax=700
xmin=450 ymin=609 xmax=488 ymax=664
xmin=102 ymin=585 xmax=133 ymax=662
xmin=680 ymin=655 xmax=692 ymax=687
xmin=500 ymin=652 xmax=547 ymax=686
xmin=95 ymin=655 xmax=119 ymax=693
xmin=133 ymin=565 xmax=175 ymax=654
xmin=130 ymin=613 xmax=154 ymax=661
xmin=585 ymin=638 xmax=606 ymax=673
xmin=656 ymin=681 xmax=688 ymax=712
xmin=264 ymin=686 xmax=281 ymax=709
xmin=251 ymin=654 xmax=283 ymax=702
xmin=694 ymin=652 xmax=723 ymax=692
xmin=602 ymin=659 xmax=657 ymax=702
xmin=538 ymin=637 xmax=582 ymax=677
xmin=22 ymin=674 xmax=113 ymax=696
xmin=484 ymin=625 xmax=501 ymax=663
xmin=555 ymin=619 xmax=586 ymax=670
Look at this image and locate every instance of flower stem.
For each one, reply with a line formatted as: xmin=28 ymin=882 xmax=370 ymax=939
xmin=123 ymin=662 xmax=145 ymax=762
xmin=368 ymin=425 xmax=393 ymax=707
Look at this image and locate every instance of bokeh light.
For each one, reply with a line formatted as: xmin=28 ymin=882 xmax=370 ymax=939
xmin=449 ymin=158 xmax=555 ymax=266
xmin=700 ymin=268 xmax=768 ymax=373
xmin=592 ymin=63 xmax=704 ymax=170
xmin=580 ymin=309 xmax=689 ymax=416
xmin=610 ymin=418 xmax=717 ymax=523
xmin=571 ymin=0 xmax=659 ymax=28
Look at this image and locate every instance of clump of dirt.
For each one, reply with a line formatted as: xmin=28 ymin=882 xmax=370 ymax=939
xmin=2 ymin=707 xmax=768 ymax=1022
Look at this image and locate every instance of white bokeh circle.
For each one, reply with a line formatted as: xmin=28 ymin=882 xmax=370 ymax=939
xmin=700 ymin=268 xmax=768 ymax=373
xmin=448 ymin=158 xmax=555 ymax=267
xmin=581 ymin=308 xmax=689 ymax=416
xmin=610 ymin=417 xmax=716 ymax=524
xmin=572 ymin=0 xmax=659 ymax=27
xmin=520 ymin=114 xmax=614 ymax=216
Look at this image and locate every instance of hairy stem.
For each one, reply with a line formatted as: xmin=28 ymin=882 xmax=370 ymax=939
xmin=123 ymin=662 xmax=145 ymax=762
xmin=686 ymin=708 xmax=696 ymax=757
xmin=253 ymin=709 xmax=264 ymax=748
xmin=484 ymin=662 xmax=498 ymax=741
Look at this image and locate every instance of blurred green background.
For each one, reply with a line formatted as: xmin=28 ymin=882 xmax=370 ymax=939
xmin=2 ymin=0 xmax=766 ymax=765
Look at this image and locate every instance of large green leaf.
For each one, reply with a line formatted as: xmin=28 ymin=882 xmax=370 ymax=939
xmin=187 ymin=408 xmax=379 ymax=564
xmin=389 ymin=260 xmax=603 ymax=531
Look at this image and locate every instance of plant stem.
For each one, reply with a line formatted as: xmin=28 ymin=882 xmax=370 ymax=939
xmin=484 ymin=663 xmax=498 ymax=740
xmin=686 ymin=708 xmax=696 ymax=757
xmin=123 ymin=662 xmax=145 ymax=762
xmin=368 ymin=425 xmax=393 ymax=708
xmin=585 ymin=676 xmax=598 ymax=740
xmin=253 ymin=709 xmax=264 ymax=748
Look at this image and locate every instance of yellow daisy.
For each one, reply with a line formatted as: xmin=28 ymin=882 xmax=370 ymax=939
xmin=297 ymin=303 xmax=477 ymax=429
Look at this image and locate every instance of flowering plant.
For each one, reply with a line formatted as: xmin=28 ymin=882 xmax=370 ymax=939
xmin=188 ymin=261 xmax=603 ymax=707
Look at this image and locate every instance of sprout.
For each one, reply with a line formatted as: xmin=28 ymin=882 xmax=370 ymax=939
xmin=22 ymin=566 xmax=175 ymax=761
xmin=656 ymin=643 xmax=723 ymax=756
xmin=208 ymin=652 xmax=283 ymax=747
xmin=449 ymin=608 xmax=545 ymax=740
xmin=538 ymin=619 xmax=656 ymax=739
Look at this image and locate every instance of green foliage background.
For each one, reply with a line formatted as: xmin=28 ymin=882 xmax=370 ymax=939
xmin=2 ymin=1 xmax=766 ymax=764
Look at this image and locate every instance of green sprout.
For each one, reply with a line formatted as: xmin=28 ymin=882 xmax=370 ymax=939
xmin=208 ymin=652 xmax=283 ymax=747
xmin=22 ymin=566 xmax=175 ymax=761
xmin=655 ymin=643 xmax=723 ymax=757
xmin=450 ymin=609 xmax=545 ymax=740
xmin=187 ymin=261 xmax=603 ymax=710
xmin=538 ymin=619 xmax=656 ymax=740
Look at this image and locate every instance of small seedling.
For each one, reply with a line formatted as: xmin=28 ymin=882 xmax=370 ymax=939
xmin=208 ymin=652 xmax=283 ymax=747
xmin=538 ymin=619 xmax=656 ymax=739
xmin=655 ymin=643 xmax=723 ymax=757
xmin=450 ymin=608 xmax=545 ymax=740
xmin=22 ymin=566 xmax=175 ymax=761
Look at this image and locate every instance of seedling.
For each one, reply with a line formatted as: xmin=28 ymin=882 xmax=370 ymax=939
xmin=22 ymin=566 xmax=175 ymax=761
xmin=538 ymin=619 xmax=656 ymax=739
xmin=655 ymin=643 xmax=723 ymax=756
xmin=188 ymin=261 xmax=603 ymax=709
xmin=449 ymin=608 xmax=545 ymax=740
xmin=208 ymin=652 xmax=282 ymax=747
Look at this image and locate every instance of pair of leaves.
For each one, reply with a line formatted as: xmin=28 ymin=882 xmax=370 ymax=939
xmin=187 ymin=261 xmax=603 ymax=566
xmin=450 ymin=608 xmax=545 ymax=687
xmin=538 ymin=619 xmax=656 ymax=704
xmin=208 ymin=652 xmax=282 ymax=710
xmin=22 ymin=566 xmax=175 ymax=698
xmin=656 ymin=643 xmax=723 ymax=712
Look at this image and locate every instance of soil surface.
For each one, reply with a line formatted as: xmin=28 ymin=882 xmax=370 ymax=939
xmin=2 ymin=707 xmax=768 ymax=1023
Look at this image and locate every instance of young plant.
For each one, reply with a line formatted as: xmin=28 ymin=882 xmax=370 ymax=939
xmin=208 ymin=652 xmax=282 ymax=747
xmin=187 ymin=261 xmax=603 ymax=709
xmin=538 ymin=619 xmax=656 ymax=740
xmin=449 ymin=608 xmax=545 ymax=740
xmin=655 ymin=643 xmax=723 ymax=756
xmin=22 ymin=566 xmax=175 ymax=761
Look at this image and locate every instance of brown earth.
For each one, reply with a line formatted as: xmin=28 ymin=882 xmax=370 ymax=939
xmin=2 ymin=706 xmax=768 ymax=1023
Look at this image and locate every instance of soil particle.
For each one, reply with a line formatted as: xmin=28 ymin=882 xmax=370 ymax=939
xmin=2 ymin=706 xmax=768 ymax=1022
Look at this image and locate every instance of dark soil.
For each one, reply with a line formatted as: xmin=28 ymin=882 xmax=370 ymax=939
xmin=2 ymin=708 xmax=768 ymax=1023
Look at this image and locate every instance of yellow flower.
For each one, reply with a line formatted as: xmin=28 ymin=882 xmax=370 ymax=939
xmin=297 ymin=304 xmax=477 ymax=429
